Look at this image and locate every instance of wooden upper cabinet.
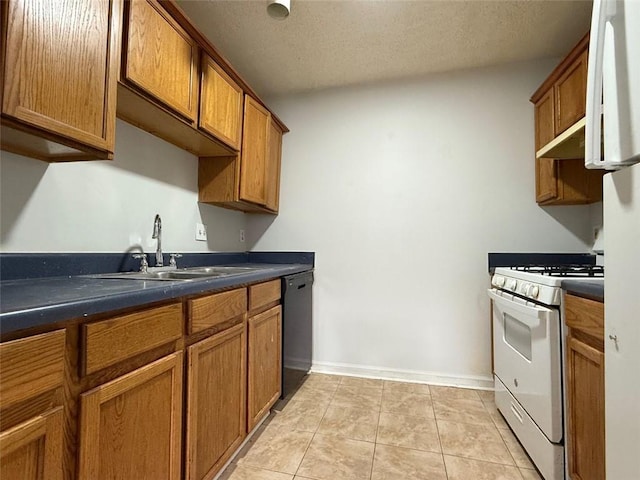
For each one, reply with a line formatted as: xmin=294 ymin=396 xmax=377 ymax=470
xmin=554 ymin=50 xmax=588 ymax=136
xmin=78 ymin=352 xmax=183 ymax=480
xmin=1 ymin=0 xmax=122 ymax=161
xmin=530 ymin=32 xmax=603 ymax=206
xmin=199 ymin=55 xmax=244 ymax=150
xmin=536 ymin=158 xmax=559 ymax=204
xmin=535 ymin=89 xmax=555 ymax=150
xmin=123 ymin=0 xmax=199 ymax=122
xmin=240 ymin=96 xmax=271 ymax=206
xmin=265 ymin=119 xmax=283 ymax=212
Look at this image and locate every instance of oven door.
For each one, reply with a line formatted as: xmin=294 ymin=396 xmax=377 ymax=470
xmin=489 ymin=288 xmax=563 ymax=442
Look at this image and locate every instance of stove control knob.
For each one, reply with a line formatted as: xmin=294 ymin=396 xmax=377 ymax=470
xmin=509 ymin=279 xmax=517 ymax=291
xmin=494 ymin=276 xmax=505 ymax=287
xmin=520 ymin=283 xmax=530 ymax=294
xmin=530 ymin=285 xmax=540 ymax=298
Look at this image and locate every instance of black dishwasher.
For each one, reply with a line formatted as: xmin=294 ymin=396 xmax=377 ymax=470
xmin=281 ymin=270 xmax=314 ymax=398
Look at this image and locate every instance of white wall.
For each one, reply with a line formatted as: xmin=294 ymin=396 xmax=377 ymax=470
xmin=248 ymin=60 xmax=595 ymax=387
xmin=0 ymin=120 xmax=246 ymax=252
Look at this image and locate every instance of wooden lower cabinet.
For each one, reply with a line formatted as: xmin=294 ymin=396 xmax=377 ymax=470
xmin=564 ymin=294 xmax=605 ymax=480
xmin=78 ymin=352 xmax=183 ymax=480
xmin=186 ymin=322 xmax=247 ymax=480
xmin=0 ymin=330 xmax=66 ymax=480
xmin=247 ymin=306 xmax=282 ymax=431
xmin=0 ymin=407 xmax=64 ymax=480
xmin=0 ymin=280 xmax=288 ymax=480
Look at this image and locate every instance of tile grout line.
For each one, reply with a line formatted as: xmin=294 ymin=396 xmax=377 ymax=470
xmin=369 ymin=382 xmax=384 ymax=480
xmin=431 ymin=393 xmax=449 ymax=480
xmin=291 ymin=377 xmax=340 ymax=478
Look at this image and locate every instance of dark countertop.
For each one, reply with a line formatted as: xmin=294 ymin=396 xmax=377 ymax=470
xmin=487 ymin=252 xmax=596 ymax=273
xmin=0 ymin=263 xmax=313 ymax=335
xmin=562 ymin=280 xmax=604 ymax=303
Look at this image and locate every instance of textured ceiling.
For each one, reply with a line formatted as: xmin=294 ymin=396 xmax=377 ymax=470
xmin=177 ymin=0 xmax=593 ymax=97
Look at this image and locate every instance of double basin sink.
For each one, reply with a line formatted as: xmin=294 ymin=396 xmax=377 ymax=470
xmin=93 ymin=266 xmax=259 ymax=282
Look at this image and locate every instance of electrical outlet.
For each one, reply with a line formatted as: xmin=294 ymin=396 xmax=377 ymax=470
xmin=196 ymin=223 xmax=207 ymax=241
xmin=239 ymin=229 xmax=245 ymax=243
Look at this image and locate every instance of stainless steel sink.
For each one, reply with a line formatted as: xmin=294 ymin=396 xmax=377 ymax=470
xmin=90 ymin=265 xmax=260 ymax=282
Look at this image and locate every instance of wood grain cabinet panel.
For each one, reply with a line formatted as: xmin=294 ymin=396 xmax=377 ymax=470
xmin=78 ymin=352 xmax=183 ymax=480
xmin=123 ymin=0 xmax=198 ymax=122
xmin=265 ymin=119 xmax=283 ymax=212
xmin=0 ymin=330 xmax=65 ymax=409
xmin=555 ymin=50 xmax=588 ymax=136
xmin=531 ymin=34 xmax=603 ymax=205
xmin=0 ymin=407 xmax=64 ymax=480
xmin=247 ymin=305 xmax=282 ymax=431
xmin=1 ymin=0 xmax=122 ymax=161
xmin=199 ymin=55 xmax=244 ymax=150
xmin=239 ymin=96 xmax=270 ymax=206
xmin=249 ymin=280 xmax=281 ymax=313
xmin=535 ymin=89 xmax=555 ymax=150
xmin=565 ymin=294 xmax=605 ymax=480
xmin=186 ymin=323 xmax=246 ymax=480
xmin=566 ymin=337 xmax=605 ymax=480
xmin=83 ymin=303 xmax=182 ymax=375
xmin=535 ymin=158 xmax=559 ymax=204
xmin=188 ymin=288 xmax=247 ymax=334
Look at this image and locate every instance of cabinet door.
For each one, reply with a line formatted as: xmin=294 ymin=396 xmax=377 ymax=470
xmin=534 ymin=89 xmax=555 ymax=150
xmin=536 ymin=158 xmax=558 ymax=203
xmin=566 ymin=336 xmax=605 ymax=480
xmin=199 ymin=55 xmax=244 ymax=150
xmin=1 ymin=0 xmax=121 ymax=152
xmin=265 ymin=119 xmax=283 ymax=212
xmin=239 ymin=96 xmax=270 ymax=206
xmin=185 ymin=322 xmax=246 ymax=480
xmin=78 ymin=352 xmax=183 ymax=480
xmin=0 ymin=407 xmax=63 ymax=480
xmin=123 ymin=0 xmax=198 ymax=122
xmin=247 ymin=305 xmax=282 ymax=431
xmin=554 ymin=50 xmax=587 ymax=135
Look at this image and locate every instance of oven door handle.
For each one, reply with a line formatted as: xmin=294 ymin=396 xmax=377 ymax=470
xmin=487 ymin=289 xmax=553 ymax=327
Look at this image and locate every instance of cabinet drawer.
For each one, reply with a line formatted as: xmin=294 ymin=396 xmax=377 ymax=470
xmin=83 ymin=303 xmax=183 ymax=375
xmin=249 ymin=280 xmax=281 ymax=312
xmin=0 ymin=330 xmax=66 ymax=409
xmin=188 ymin=288 xmax=247 ymax=334
xmin=564 ymin=294 xmax=604 ymax=341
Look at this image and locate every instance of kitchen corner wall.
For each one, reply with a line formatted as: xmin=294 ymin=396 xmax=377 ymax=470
xmin=247 ymin=59 xmax=595 ymax=388
xmin=0 ymin=120 xmax=246 ymax=253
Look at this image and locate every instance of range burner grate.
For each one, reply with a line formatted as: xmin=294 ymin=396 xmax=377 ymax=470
xmin=512 ymin=264 xmax=604 ymax=277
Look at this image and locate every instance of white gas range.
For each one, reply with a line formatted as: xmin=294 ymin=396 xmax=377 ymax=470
xmin=488 ymin=265 xmax=604 ymax=480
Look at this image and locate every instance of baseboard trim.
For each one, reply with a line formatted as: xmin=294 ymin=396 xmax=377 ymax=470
xmin=310 ymin=360 xmax=494 ymax=390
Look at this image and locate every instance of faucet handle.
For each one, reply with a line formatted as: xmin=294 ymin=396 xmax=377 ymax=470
xmin=132 ymin=253 xmax=149 ymax=273
xmin=169 ymin=253 xmax=183 ymax=268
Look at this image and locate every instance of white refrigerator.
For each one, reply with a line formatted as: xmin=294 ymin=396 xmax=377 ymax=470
xmin=585 ymin=0 xmax=640 ymax=478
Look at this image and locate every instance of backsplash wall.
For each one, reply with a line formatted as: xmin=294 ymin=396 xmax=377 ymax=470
xmin=0 ymin=120 xmax=247 ymax=253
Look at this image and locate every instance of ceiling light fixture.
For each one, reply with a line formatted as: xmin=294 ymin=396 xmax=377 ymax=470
xmin=267 ymin=0 xmax=290 ymax=19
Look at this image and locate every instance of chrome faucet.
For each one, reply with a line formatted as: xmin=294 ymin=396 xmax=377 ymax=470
xmin=152 ymin=214 xmax=163 ymax=267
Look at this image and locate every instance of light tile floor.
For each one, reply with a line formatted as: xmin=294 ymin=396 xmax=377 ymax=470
xmin=220 ymin=373 xmax=543 ymax=480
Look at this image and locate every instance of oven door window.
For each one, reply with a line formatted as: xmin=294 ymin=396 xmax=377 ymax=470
xmin=503 ymin=313 xmax=532 ymax=361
